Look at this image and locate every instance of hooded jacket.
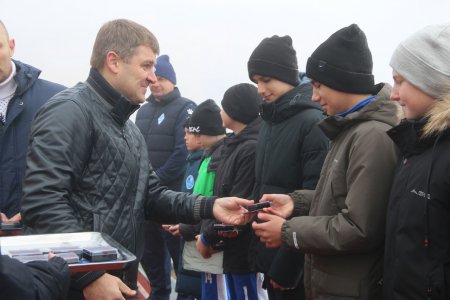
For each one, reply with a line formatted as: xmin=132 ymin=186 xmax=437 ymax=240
xmin=251 ymin=77 xmax=329 ymax=288
xmin=282 ymin=84 xmax=400 ymax=299
xmin=383 ymin=93 xmax=450 ymax=300
xmin=203 ymin=118 xmax=261 ymax=274
xmin=135 ymin=88 xmax=196 ymax=190
xmin=0 ymin=60 xmax=65 ymax=217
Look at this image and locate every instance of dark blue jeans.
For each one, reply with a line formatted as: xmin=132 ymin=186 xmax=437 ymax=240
xmin=141 ymin=220 xmax=181 ymax=300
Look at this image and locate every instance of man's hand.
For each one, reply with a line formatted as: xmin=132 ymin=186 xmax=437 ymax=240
xmin=163 ymin=224 xmax=180 ymax=237
xmin=0 ymin=212 xmax=8 ymax=222
xmin=0 ymin=212 xmax=21 ymax=223
xmin=259 ymin=194 xmax=294 ymax=219
xmin=213 ymin=197 xmax=254 ymax=225
xmin=252 ymin=212 xmax=286 ymax=248
xmin=270 ymin=279 xmax=294 ymax=291
xmin=83 ymin=273 xmax=136 ymax=300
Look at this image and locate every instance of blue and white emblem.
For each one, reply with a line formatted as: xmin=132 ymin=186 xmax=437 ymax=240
xmin=158 ymin=113 xmax=165 ymax=125
xmin=185 ymin=175 xmax=195 ymax=190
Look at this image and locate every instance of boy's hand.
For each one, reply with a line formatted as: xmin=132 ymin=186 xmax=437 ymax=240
xmin=213 ymin=197 xmax=254 ymax=225
xmin=259 ymin=194 xmax=294 ymax=219
xmin=252 ymin=212 xmax=286 ymax=248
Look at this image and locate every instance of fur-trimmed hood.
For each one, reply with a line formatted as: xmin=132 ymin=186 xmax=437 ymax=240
xmin=423 ymin=92 xmax=450 ymax=137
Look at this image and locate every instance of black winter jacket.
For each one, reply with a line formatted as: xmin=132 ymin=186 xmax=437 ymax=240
xmin=135 ymin=89 xmax=196 ymax=190
xmin=204 ymin=118 xmax=261 ymax=274
xmin=384 ymin=103 xmax=450 ymax=300
xmin=21 ymin=69 xmax=214 ymax=291
xmin=251 ymin=81 xmax=328 ymax=288
xmin=0 ymin=255 xmax=70 ymax=300
xmin=0 ymin=60 xmax=65 ymax=217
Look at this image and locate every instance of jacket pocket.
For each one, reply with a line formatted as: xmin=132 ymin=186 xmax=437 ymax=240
xmin=314 ymin=267 xmax=360 ymax=298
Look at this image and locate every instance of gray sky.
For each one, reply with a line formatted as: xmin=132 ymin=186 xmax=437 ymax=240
xmin=3 ymin=0 xmax=450 ymax=117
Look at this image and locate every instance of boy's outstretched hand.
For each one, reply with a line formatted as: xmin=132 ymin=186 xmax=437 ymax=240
xmin=259 ymin=194 xmax=294 ymax=219
xmin=213 ymin=197 xmax=254 ymax=225
xmin=252 ymin=212 xmax=286 ymax=248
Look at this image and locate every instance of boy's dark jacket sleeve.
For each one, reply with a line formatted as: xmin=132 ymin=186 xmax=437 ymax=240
xmin=0 ymin=255 xmax=70 ymax=300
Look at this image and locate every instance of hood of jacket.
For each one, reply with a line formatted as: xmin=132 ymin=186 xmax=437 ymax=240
xmin=260 ymin=78 xmax=322 ymax=123
xmin=226 ymin=117 xmax=261 ymax=147
xmin=422 ymin=92 xmax=450 ymax=137
xmin=319 ymin=83 xmax=400 ymax=140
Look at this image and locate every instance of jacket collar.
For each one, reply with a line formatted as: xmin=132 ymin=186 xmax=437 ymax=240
xmin=147 ymin=87 xmax=181 ymax=106
xmin=319 ymin=83 xmax=400 ymax=140
xmin=187 ymin=150 xmax=204 ymax=162
xmin=12 ymin=59 xmax=40 ymax=97
xmin=224 ymin=117 xmax=261 ymax=147
xmin=260 ymin=82 xmax=320 ymax=123
xmin=86 ymin=68 xmax=139 ymax=126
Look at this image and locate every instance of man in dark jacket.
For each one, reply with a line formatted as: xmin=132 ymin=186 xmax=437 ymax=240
xmin=0 ymin=20 xmax=65 ymax=222
xmin=20 ymin=19 xmax=253 ymax=300
xmin=247 ymin=35 xmax=329 ymax=299
xmin=136 ymin=54 xmax=196 ymax=300
xmin=0 ymin=253 xmax=70 ymax=300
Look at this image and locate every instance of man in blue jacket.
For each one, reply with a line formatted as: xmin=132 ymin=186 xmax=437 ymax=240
xmin=0 ymin=20 xmax=65 ymax=222
xmin=136 ymin=54 xmax=196 ymax=300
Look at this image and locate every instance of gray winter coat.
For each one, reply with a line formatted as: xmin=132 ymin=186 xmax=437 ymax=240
xmin=282 ymin=84 xmax=400 ymax=299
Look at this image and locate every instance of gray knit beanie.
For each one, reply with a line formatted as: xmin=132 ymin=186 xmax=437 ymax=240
xmin=390 ymin=23 xmax=450 ymax=99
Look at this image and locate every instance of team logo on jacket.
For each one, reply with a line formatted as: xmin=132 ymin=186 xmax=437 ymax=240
xmin=158 ymin=113 xmax=165 ymax=125
xmin=187 ymin=108 xmax=193 ymax=115
xmin=186 ymin=175 xmax=195 ymax=190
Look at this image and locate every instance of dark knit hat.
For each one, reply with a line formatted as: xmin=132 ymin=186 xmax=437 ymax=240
xmin=189 ymin=99 xmax=226 ymax=136
xmin=248 ymin=35 xmax=300 ymax=87
xmin=306 ymin=24 xmax=375 ymax=94
xmin=221 ymin=83 xmax=262 ymax=125
xmin=155 ymin=54 xmax=177 ymax=85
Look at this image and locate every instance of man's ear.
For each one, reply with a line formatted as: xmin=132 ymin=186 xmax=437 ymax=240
xmin=104 ymin=51 xmax=121 ymax=74
xmin=9 ymin=38 xmax=15 ymax=56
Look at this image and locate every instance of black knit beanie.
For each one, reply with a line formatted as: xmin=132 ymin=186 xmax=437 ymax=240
xmin=306 ymin=24 xmax=375 ymax=94
xmin=221 ymin=83 xmax=262 ymax=125
xmin=189 ymin=99 xmax=226 ymax=136
xmin=248 ymin=35 xmax=300 ymax=87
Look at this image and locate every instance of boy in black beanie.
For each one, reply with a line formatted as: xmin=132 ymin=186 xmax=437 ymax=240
xmin=197 ymin=83 xmax=267 ymax=299
xmin=252 ymin=24 xmax=400 ymax=300
xmin=247 ymin=35 xmax=329 ymax=300
xmin=186 ymin=99 xmax=228 ymax=300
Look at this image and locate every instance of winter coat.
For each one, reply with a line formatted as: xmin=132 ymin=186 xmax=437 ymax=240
xmin=20 ymin=69 xmax=213 ymax=290
xmin=251 ymin=80 xmax=329 ymax=288
xmin=383 ymin=93 xmax=450 ymax=300
xmin=0 ymin=255 xmax=70 ymax=300
xmin=204 ymin=118 xmax=261 ymax=274
xmin=0 ymin=60 xmax=65 ymax=217
xmin=282 ymin=84 xmax=400 ymax=300
xmin=135 ymin=88 xmax=196 ymax=191
xmin=176 ymin=149 xmax=204 ymax=298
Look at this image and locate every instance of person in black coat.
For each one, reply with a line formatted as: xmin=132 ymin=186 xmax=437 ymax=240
xmin=0 ymin=254 xmax=70 ymax=300
xmin=384 ymin=23 xmax=450 ymax=300
xmin=197 ymin=83 xmax=266 ymax=299
xmin=246 ymin=35 xmax=328 ymax=300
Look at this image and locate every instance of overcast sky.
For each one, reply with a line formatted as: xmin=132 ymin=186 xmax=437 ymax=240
xmin=3 ymin=0 xmax=450 ymax=120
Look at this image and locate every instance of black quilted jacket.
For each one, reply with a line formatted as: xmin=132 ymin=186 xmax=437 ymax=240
xmin=21 ymin=69 xmax=213 ymax=290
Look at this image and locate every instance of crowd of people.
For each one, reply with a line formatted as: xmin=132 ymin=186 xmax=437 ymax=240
xmin=0 ymin=17 xmax=450 ymax=300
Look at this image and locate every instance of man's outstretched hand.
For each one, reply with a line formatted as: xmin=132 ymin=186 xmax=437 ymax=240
xmin=213 ymin=197 xmax=254 ymax=225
